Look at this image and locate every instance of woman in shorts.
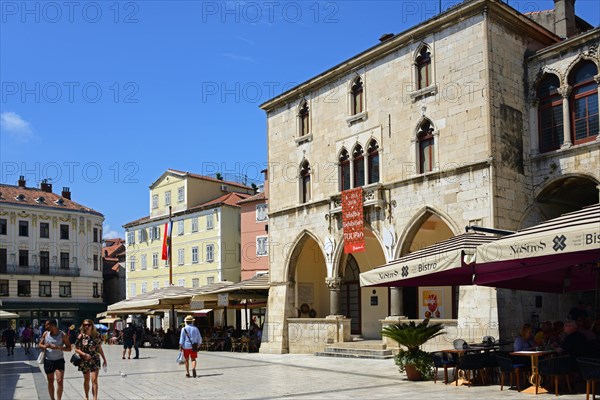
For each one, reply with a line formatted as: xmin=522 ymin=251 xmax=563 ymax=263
xmin=39 ymin=319 xmax=71 ymax=400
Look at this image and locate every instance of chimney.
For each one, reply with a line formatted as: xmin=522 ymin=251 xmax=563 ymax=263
xmin=379 ymin=33 xmax=394 ymax=42
xmin=61 ymin=187 xmax=71 ymax=200
xmin=554 ymin=0 xmax=577 ymax=38
xmin=40 ymin=179 xmax=52 ymax=193
xmin=18 ymin=175 xmax=26 ymax=187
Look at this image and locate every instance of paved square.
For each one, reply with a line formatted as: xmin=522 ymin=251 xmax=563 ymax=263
xmin=0 ymin=344 xmax=587 ymax=399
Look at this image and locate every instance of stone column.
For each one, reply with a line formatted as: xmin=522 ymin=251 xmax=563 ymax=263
xmin=595 ymin=75 xmax=600 ymax=141
xmin=558 ymin=85 xmax=572 ymax=149
xmin=326 ymin=277 xmax=342 ymax=316
xmin=390 ymin=287 xmax=403 ymax=317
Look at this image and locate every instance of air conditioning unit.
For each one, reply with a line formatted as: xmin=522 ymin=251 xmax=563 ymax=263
xmin=220 ymin=184 xmax=228 ymax=192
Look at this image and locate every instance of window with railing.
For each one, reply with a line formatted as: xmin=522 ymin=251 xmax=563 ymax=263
xmin=60 ymin=252 xmax=69 ymax=269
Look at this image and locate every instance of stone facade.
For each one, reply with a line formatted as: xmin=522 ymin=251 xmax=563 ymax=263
xmin=260 ymin=0 xmax=599 ymax=354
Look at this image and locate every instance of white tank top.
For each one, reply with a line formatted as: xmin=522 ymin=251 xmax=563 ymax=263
xmin=44 ymin=330 xmax=65 ymax=361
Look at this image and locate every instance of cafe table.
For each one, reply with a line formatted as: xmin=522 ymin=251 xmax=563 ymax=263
xmin=510 ymin=350 xmax=555 ymax=395
xmin=442 ymin=345 xmax=499 ymax=386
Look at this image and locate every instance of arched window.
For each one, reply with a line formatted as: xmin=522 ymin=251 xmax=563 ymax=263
xmin=339 ymin=149 xmax=350 ymax=191
xmin=299 ymin=101 xmax=309 ymax=137
xmin=351 ymin=77 xmax=364 ymax=115
xmin=300 ymin=160 xmax=311 ymax=203
xmin=367 ymin=139 xmax=379 ymax=184
xmin=416 ymin=46 xmax=431 ymax=90
xmin=417 ymin=120 xmax=435 ymax=173
xmin=353 ymin=145 xmax=365 ymax=187
xmin=569 ymin=61 xmax=598 ymax=145
xmin=537 ymin=74 xmax=563 ymax=152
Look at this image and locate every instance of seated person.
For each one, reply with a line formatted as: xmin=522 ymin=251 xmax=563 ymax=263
xmin=513 ymin=324 xmax=536 ymax=351
xmin=534 ymin=321 xmax=553 ymax=346
xmin=553 ymin=320 xmax=589 ymax=368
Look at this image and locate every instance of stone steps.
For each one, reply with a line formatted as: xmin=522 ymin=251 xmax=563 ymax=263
xmin=315 ymin=341 xmax=395 ymax=359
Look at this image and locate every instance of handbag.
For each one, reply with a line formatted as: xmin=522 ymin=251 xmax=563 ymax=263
xmin=70 ymin=353 xmax=82 ymax=367
xmin=184 ymin=328 xmax=198 ymax=352
xmin=37 ymin=351 xmax=45 ymax=364
xmin=176 ymin=351 xmax=185 ymax=365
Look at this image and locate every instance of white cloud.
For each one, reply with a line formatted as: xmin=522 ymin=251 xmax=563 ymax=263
xmin=102 ymin=224 xmax=122 ymax=240
xmin=0 ymin=112 xmax=34 ymax=142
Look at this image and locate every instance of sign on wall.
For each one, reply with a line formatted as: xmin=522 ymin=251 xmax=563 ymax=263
xmin=342 ymin=187 xmax=365 ymax=254
xmin=418 ymin=287 xmax=452 ymax=319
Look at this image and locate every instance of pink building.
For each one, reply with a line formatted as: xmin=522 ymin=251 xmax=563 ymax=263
xmin=238 ymin=171 xmax=269 ymax=280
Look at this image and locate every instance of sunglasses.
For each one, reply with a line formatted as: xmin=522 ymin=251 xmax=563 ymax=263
xmin=83 ymin=324 xmax=92 ymax=327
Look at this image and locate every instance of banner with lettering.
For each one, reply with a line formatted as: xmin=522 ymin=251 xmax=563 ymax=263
xmin=342 ymin=187 xmax=365 ymax=254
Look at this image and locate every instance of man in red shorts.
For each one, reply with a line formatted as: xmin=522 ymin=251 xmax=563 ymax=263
xmin=178 ymin=315 xmax=202 ymax=378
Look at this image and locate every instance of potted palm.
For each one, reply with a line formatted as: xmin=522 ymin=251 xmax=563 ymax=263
xmin=382 ymin=319 xmax=445 ymax=381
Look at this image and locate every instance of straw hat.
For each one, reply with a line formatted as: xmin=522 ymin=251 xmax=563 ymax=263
xmin=184 ymin=315 xmax=194 ymax=322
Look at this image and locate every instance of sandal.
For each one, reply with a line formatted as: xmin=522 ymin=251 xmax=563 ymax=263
xmin=186 ymin=373 xmax=191 ymax=378
xmin=192 ymin=369 xmax=196 ymax=378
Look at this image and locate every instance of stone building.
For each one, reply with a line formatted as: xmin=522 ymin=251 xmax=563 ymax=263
xmin=0 ymin=177 xmax=105 ymax=329
xmin=259 ymin=0 xmax=599 ymax=354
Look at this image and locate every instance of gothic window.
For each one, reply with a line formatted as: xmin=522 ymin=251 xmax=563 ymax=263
xmin=537 ymin=74 xmax=563 ymax=152
xmin=569 ymin=61 xmax=598 ymax=145
xmin=416 ymin=46 xmax=432 ymax=90
xmin=351 ymin=77 xmax=364 ymax=115
xmin=367 ymin=139 xmax=379 ymax=184
xmin=339 ymin=149 xmax=351 ymax=191
xmin=353 ymin=145 xmax=365 ymax=187
xmin=417 ymin=119 xmax=435 ymax=174
xmin=300 ymin=160 xmax=311 ymax=203
xmin=298 ymin=100 xmax=310 ymax=137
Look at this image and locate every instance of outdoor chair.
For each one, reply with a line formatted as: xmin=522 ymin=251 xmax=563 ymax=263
xmin=240 ymin=336 xmax=251 ymax=352
xmin=577 ymin=357 xmax=600 ymax=400
xmin=432 ymin=352 xmax=456 ymax=384
xmin=230 ymin=337 xmax=241 ymax=352
xmin=538 ymin=355 xmax=572 ymax=396
xmin=456 ymin=353 xmax=487 ymax=387
xmin=495 ymin=354 xmax=527 ymax=392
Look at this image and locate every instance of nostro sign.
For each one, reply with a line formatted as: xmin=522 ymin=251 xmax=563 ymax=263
xmin=342 ymin=187 xmax=364 ymax=254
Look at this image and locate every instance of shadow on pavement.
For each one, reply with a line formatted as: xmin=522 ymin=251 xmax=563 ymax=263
xmin=0 ymin=360 xmax=44 ymax=400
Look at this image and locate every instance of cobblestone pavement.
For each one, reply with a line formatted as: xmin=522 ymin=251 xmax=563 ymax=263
xmin=0 ymin=344 xmax=588 ymax=399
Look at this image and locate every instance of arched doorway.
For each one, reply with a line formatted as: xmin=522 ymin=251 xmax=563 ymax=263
xmin=337 ymin=227 xmax=387 ymax=339
xmin=289 ymin=233 xmax=329 ymax=318
xmin=400 ymin=213 xmax=455 ymax=319
xmin=340 ymin=255 xmax=361 ymax=334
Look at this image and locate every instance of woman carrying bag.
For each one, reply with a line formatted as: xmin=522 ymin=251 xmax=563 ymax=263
xmin=39 ymin=319 xmax=71 ymax=400
xmin=74 ymin=319 xmax=107 ymax=400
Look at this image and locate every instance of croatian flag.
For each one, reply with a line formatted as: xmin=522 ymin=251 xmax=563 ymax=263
xmin=161 ymin=221 xmax=172 ymax=261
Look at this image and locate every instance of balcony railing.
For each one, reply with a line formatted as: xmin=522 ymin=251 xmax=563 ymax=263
xmin=0 ymin=264 xmax=80 ymax=277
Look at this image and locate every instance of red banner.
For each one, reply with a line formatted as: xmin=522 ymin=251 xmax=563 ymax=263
xmin=342 ymin=187 xmax=365 ymax=254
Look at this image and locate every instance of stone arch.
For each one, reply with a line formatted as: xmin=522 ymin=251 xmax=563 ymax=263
xmin=564 ymin=50 xmax=600 ymax=81
xmin=396 ymin=206 xmax=460 ymax=259
xmin=330 ymin=224 xmax=386 ymax=278
xmin=531 ymin=66 xmax=564 ymax=96
xmin=283 ymin=229 xmax=326 ymax=282
xmin=414 ymin=116 xmax=436 ymax=139
xmin=532 ymin=173 xmax=599 ymax=221
xmin=412 ymin=42 xmax=432 ymax=61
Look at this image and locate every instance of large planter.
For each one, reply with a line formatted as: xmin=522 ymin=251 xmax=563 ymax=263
xmin=404 ymin=364 xmax=423 ymax=381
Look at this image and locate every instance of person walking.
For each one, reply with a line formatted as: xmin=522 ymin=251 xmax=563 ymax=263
xmin=179 ymin=315 xmax=202 ymax=378
xmin=22 ymin=323 xmax=33 ymax=355
xmin=133 ymin=324 xmax=144 ymax=359
xmin=2 ymin=326 xmax=16 ymax=356
xmin=121 ymin=322 xmax=135 ymax=359
xmin=74 ymin=319 xmax=107 ymax=400
xmin=39 ymin=319 xmax=71 ymax=400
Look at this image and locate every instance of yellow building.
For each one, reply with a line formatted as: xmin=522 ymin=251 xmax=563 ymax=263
xmin=122 ymin=169 xmax=253 ymax=300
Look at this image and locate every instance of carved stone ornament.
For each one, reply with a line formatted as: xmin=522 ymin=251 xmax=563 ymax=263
xmin=325 ymin=277 xmax=342 ymax=290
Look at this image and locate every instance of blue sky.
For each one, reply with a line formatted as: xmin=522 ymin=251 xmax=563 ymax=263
xmin=1 ymin=0 xmax=599 ymax=238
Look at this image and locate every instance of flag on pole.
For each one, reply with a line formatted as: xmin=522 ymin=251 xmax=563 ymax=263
xmin=161 ymin=221 xmax=172 ymax=260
